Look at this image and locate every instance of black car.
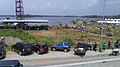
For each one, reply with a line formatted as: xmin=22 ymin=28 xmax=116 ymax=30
xmin=32 ymin=42 xmax=48 ymax=54
xmin=0 ymin=60 xmax=23 ymax=67
xmin=0 ymin=44 xmax=6 ymax=59
xmin=74 ymin=42 xmax=88 ymax=55
xmin=11 ymin=42 xmax=33 ymax=55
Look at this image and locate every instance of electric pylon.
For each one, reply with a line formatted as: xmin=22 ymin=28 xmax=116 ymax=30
xmin=15 ymin=0 xmax=24 ymax=20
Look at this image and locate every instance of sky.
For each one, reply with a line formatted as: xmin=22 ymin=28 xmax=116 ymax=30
xmin=0 ymin=0 xmax=120 ymax=16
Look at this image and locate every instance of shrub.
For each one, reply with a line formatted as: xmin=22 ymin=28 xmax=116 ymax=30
xmin=39 ymin=36 xmax=54 ymax=47
xmin=60 ymin=35 xmax=74 ymax=46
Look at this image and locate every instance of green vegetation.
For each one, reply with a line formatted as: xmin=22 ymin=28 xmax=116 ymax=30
xmin=0 ymin=23 xmax=120 ymax=51
xmin=71 ymin=19 xmax=84 ymax=25
xmin=37 ymin=36 xmax=54 ymax=47
xmin=60 ymin=35 xmax=74 ymax=46
xmin=81 ymin=15 xmax=120 ymax=18
xmin=0 ymin=29 xmax=36 ymax=44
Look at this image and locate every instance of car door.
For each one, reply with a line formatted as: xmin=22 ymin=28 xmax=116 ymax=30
xmin=56 ymin=42 xmax=64 ymax=50
xmin=34 ymin=45 xmax=39 ymax=52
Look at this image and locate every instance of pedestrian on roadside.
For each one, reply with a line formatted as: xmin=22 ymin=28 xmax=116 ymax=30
xmin=108 ymin=39 xmax=111 ymax=49
xmin=114 ymin=39 xmax=119 ymax=48
xmin=102 ymin=43 xmax=106 ymax=51
xmin=93 ymin=42 xmax=97 ymax=52
xmin=0 ymin=36 xmax=5 ymax=45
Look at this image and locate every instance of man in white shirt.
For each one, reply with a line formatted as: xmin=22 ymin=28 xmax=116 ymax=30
xmin=111 ymin=48 xmax=119 ymax=56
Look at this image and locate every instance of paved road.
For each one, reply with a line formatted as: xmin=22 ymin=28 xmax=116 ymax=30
xmin=43 ymin=58 xmax=120 ymax=67
xmin=3 ymin=49 xmax=119 ymax=67
xmin=5 ymin=49 xmax=112 ymax=60
xmin=24 ymin=55 xmax=120 ymax=67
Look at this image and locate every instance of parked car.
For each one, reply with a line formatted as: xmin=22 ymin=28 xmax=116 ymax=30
xmin=11 ymin=42 xmax=33 ymax=55
xmin=0 ymin=60 xmax=23 ymax=67
xmin=32 ymin=42 xmax=48 ymax=54
xmin=74 ymin=42 xmax=88 ymax=55
xmin=0 ymin=44 xmax=6 ymax=59
xmin=87 ymin=42 xmax=92 ymax=50
xmin=51 ymin=42 xmax=70 ymax=52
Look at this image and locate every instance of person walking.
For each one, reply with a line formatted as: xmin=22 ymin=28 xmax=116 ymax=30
xmin=93 ymin=42 xmax=97 ymax=52
xmin=108 ymin=39 xmax=111 ymax=49
xmin=114 ymin=40 xmax=119 ymax=48
xmin=108 ymin=40 xmax=111 ymax=49
xmin=102 ymin=43 xmax=106 ymax=51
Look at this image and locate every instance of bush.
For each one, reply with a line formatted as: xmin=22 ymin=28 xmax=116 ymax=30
xmin=39 ymin=36 xmax=54 ymax=47
xmin=60 ymin=35 xmax=74 ymax=46
xmin=0 ymin=29 xmax=36 ymax=44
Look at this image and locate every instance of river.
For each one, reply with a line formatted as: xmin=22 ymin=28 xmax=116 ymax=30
xmin=0 ymin=16 xmax=99 ymax=26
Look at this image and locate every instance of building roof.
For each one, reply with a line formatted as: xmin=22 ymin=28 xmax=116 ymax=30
xmin=0 ymin=20 xmax=48 ymax=23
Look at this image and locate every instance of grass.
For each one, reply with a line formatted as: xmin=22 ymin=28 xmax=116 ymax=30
xmin=0 ymin=29 xmax=36 ymax=44
xmin=0 ymin=24 xmax=120 ymax=51
xmin=25 ymin=24 xmax=120 ymax=48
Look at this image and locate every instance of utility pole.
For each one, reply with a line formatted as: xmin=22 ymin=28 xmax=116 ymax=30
xmin=99 ymin=0 xmax=105 ymax=52
xmin=15 ymin=0 xmax=24 ymax=20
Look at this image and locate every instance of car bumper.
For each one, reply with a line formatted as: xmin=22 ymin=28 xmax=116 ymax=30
xmin=21 ymin=51 xmax=32 ymax=55
xmin=75 ymin=51 xmax=86 ymax=55
xmin=0 ymin=55 xmax=4 ymax=58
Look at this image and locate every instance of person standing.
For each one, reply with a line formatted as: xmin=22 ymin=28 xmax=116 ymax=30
xmin=114 ymin=40 xmax=119 ymax=48
xmin=93 ymin=42 xmax=97 ymax=52
xmin=102 ymin=43 xmax=106 ymax=51
xmin=108 ymin=39 xmax=111 ymax=49
xmin=0 ymin=36 xmax=5 ymax=45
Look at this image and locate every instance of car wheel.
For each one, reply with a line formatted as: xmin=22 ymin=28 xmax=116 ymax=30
xmin=52 ymin=48 xmax=56 ymax=51
xmin=64 ymin=49 xmax=68 ymax=52
xmin=74 ymin=52 xmax=77 ymax=55
xmin=83 ymin=53 xmax=85 ymax=55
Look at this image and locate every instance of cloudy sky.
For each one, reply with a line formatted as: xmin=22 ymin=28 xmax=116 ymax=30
xmin=0 ymin=0 xmax=120 ymax=16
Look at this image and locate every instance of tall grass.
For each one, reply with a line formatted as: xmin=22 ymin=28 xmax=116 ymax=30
xmin=38 ymin=36 xmax=54 ymax=47
xmin=60 ymin=35 xmax=74 ymax=46
xmin=0 ymin=29 xmax=36 ymax=44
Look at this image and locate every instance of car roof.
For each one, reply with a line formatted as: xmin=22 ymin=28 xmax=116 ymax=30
xmin=17 ymin=42 xmax=29 ymax=44
xmin=77 ymin=42 xmax=87 ymax=45
xmin=0 ymin=60 xmax=20 ymax=66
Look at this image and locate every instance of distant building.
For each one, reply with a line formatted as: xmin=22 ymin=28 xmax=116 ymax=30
xmin=98 ymin=19 xmax=120 ymax=24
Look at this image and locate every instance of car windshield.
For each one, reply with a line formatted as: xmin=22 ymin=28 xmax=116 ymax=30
xmin=42 ymin=45 xmax=47 ymax=48
xmin=76 ymin=43 xmax=86 ymax=48
xmin=64 ymin=43 xmax=69 ymax=46
xmin=23 ymin=44 xmax=31 ymax=48
xmin=0 ymin=48 xmax=2 ymax=52
xmin=0 ymin=47 xmax=4 ymax=51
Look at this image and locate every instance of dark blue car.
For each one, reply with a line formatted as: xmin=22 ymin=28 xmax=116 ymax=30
xmin=0 ymin=60 xmax=23 ymax=67
xmin=51 ymin=42 xmax=70 ymax=52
